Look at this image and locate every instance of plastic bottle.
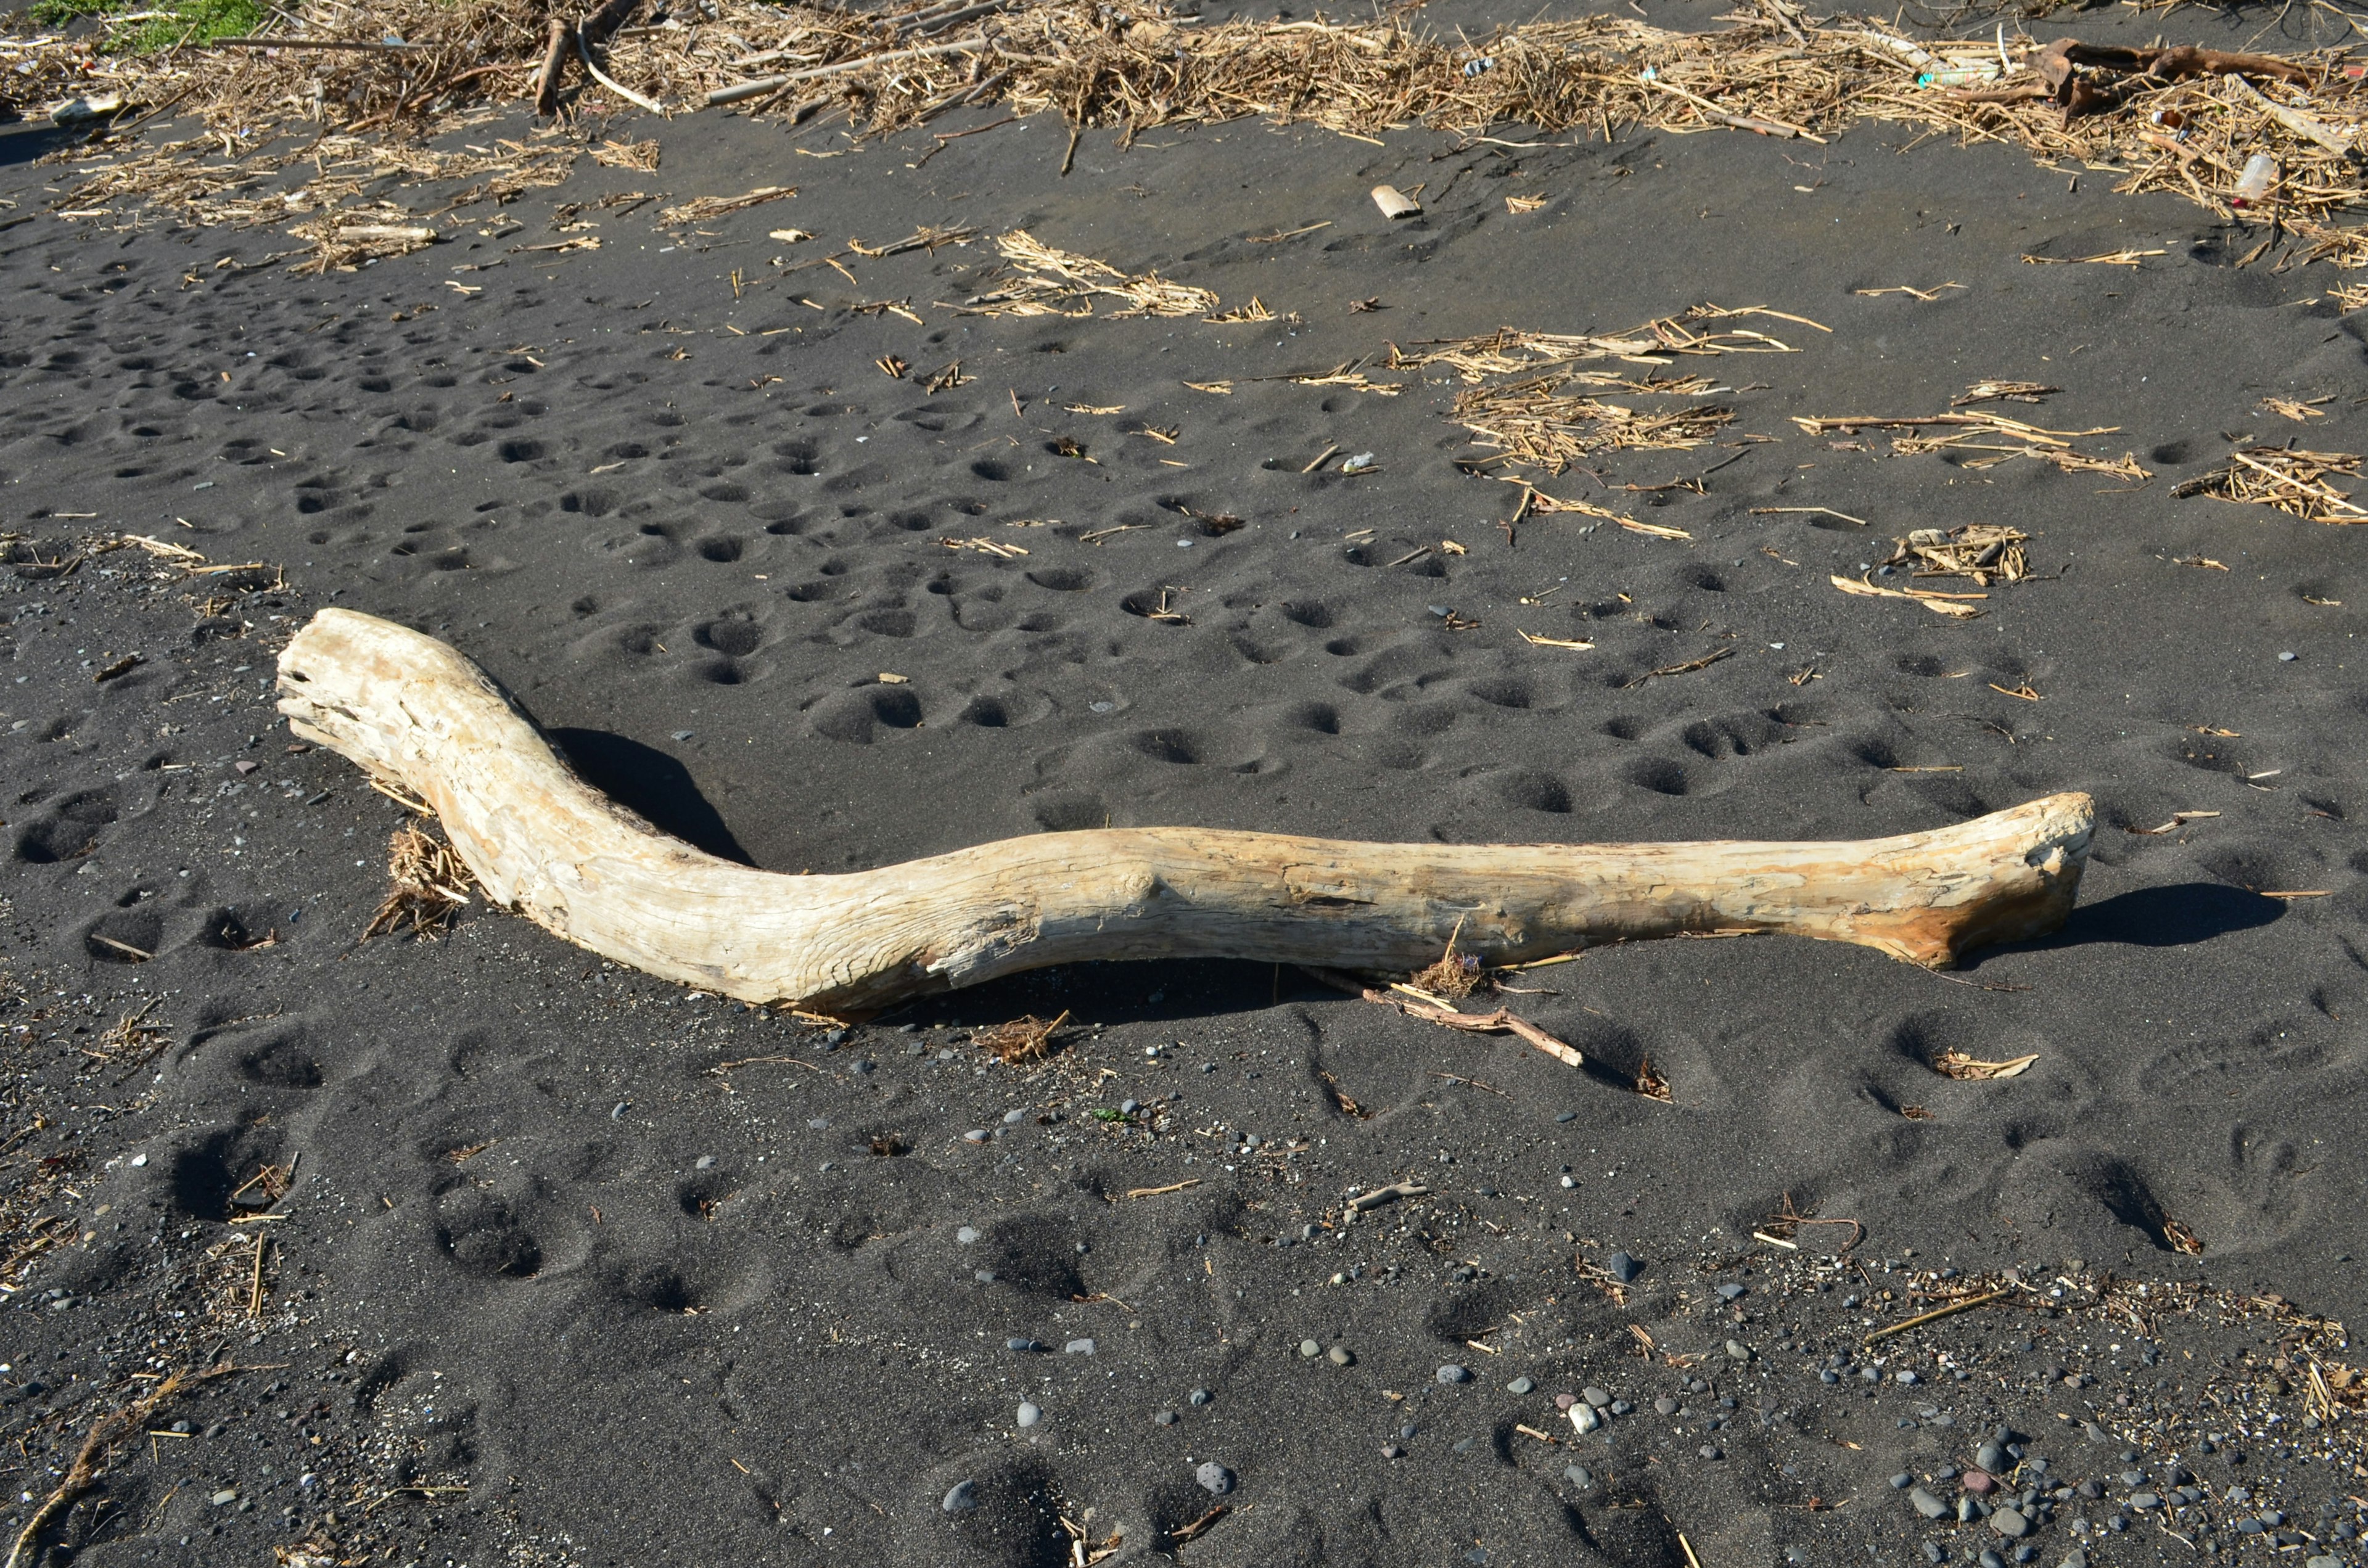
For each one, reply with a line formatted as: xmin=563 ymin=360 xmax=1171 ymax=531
xmin=1917 ymin=63 xmax=2000 ymax=88
xmin=2232 ymin=153 xmax=2277 ymax=209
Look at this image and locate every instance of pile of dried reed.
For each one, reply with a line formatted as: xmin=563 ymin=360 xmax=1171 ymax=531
xmin=1881 ymin=524 xmax=2031 ymax=585
xmin=2174 ymin=446 xmax=2368 ymax=523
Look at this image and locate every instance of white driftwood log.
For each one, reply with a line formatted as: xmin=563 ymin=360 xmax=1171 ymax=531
xmin=277 ymin=609 xmax=2094 ymax=1014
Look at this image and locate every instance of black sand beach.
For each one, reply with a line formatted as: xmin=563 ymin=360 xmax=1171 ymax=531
xmin=10 ymin=0 xmax=2368 ymax=1561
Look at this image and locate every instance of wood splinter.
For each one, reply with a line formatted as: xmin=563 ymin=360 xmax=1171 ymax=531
xmin=276 ymin=610 xmax=2094 ymax=1016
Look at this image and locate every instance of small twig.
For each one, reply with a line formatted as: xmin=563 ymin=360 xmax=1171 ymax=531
xmin=1348 ymin=1180 xmax=1429 ymax=1212
xmin=1117 ymin=1179 xmax=1200 ymax=1200
xmin=1430 ymin=1072 xmax=1511 ymax=1097
xmin=1862 ymin=1287 xmax=2012 ymax=1345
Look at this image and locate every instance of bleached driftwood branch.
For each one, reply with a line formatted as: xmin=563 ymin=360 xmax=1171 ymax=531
xmin=276 ymin=609 xmax=2094 ymax=1014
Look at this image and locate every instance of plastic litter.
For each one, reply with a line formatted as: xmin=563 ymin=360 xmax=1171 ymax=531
xmin=2232 ymin=152 xmax=2277 ymax=208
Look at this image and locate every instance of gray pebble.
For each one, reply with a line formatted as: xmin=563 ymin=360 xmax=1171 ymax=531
xmin=694 ymin=1154 xmax=715 ymax=1170
xmin=956 ymin=1226 xmax=980 ymax=1245
xmin=1003 ymin=1109 xmax=1026 ymax=1124
xmin=1065 ymin=1338 xmax=1096 ymax=1355
xmin=1990 ymin=1506 xmax=2031 ymax=1539
xmin=1910 ymin=1487 xmax=1949 ymax=1520
xmin=1155 ymin=1411 xmax=1178 ymax=1426
xmin=1328 ymin=1346 xmax=1355 ymax=1366
xmin=1564 ymin=1464 xmax=1594 ymax=1488
xmin=1300 ymin=1339 xmax=1322 ymax=1358
xmin=1976 ymin=1440 xmax=2005 ymax=1471
xmin=1195 ymin=1461 xmax=1234 ymax=1495
xmin=1582 ymin=1386 xmax=1612 ymax=1408
xmin=1700 ymin=1444 xmax=1722 ymax=1460
xmin=1189 ymin=1387 xmax=1212 ymax=1406
xmin=974 ymin=1269 xmax=998 ymax=1283
xmin=1725 ymin=1340 xmax=1753 ymax=1361
xmin=1569 ymin=1403 xmax=1601 ymax=1434
xmin=963 ymin=1129 xmax=990 ymax=1143
xmin=1555 ymin=1110 xmax=1577 ymax=1123
xmin=808 ymin=1117 xmax=831 ymax=1131
xmin=1437 ymin=1364 xmax=1471 ymax=1385
xmin=1608 ymin=1399 xmax=1632 ymax=1416
xmin=942 ymin=1480 xmax=979 ymax=1515
xmin=1717 ymin=1283 xmax=1746 ymax=1301
xmin=1507 ymin=1376 xmax=1534 ymax=1395
xmin=2280 ymin=651 xmax=2298 ymax=662
xmin=2129 ymin=1492 xmax=2160 ymax=1511
xmin=1890 ymin=1472 xmax=1914 ymax=1489
xmin=1605 ymin=1250 xmax=1642 ymax=1283
xmin=1016 ymin=1402 xmax=1042 ymax=1429
xmin=1007 ymin=1337 xmax=1044 ymax=1352
xmin=1655 ymin=1397 xmax=1680 ymax=1416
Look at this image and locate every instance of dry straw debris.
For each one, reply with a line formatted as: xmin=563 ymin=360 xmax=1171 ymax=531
xmin=956 ymin=229 xmax=1218 ymax=318
xmin=972 ymin=1009 xmax=1071 ymax=1064
xmin=1792 ymin=411 xmax=2148 ymax=480
xmin=2174 ymin=446 xmax=2368 ymax=522
xmin=23 ymin=2 xmax=2368 ymax=274
xmin=1881 ymin=524 xmax=2029 ymax=586
xmin=364 ymin=821 xmax=476 ymax=939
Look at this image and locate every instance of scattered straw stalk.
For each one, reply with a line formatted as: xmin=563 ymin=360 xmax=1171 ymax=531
xmin=957 ymin=230 xmax=1218 ymax=319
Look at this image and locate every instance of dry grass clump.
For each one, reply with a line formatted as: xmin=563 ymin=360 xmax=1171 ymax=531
xmin=1882 ymin=524 xmax=2029 ymax=585
xmin=1452 ymin=379 xmax=1732 ymax=472
xmin=1397 ymin=306 xmax=1804 ymax=476
xmin=84 ymin=999 xmax=173 ymax=1075
xmin=1407 ymin=921 xmax=1482 ymax=1000
xmin=364 ymin=821 xmax=475 ymax=939
xmin=956 ymin=230 xmax=1219 ymax=319
xmin=2174 ymin=446 xmax=2368 ymax=522
xmin=972 ymin=1008 xmax=1070 ymax=1064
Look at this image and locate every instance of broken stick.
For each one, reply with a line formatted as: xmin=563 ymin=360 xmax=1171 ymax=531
xmin=276 ymin=610 xmax=2094 ymax=1014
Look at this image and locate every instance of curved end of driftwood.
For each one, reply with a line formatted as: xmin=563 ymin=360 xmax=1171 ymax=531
xmin=277 ymin=609 xmax=2094 ymax=1010
xmin=1845 ymin=790 xmax=2092 ymax=967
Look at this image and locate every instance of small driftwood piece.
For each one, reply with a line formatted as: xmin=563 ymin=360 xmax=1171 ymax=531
xmin=535 ymin=0 xmax=644 ymax=117
xmin=1956 ymin=38 xmax=2316 ymax=119
xmin=276 ymin=610 xmax=2094 ymax=1014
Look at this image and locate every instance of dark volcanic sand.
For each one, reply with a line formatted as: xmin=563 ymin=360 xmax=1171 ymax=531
xmin=10 ymin=3 xmax=2368 ymax=1563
